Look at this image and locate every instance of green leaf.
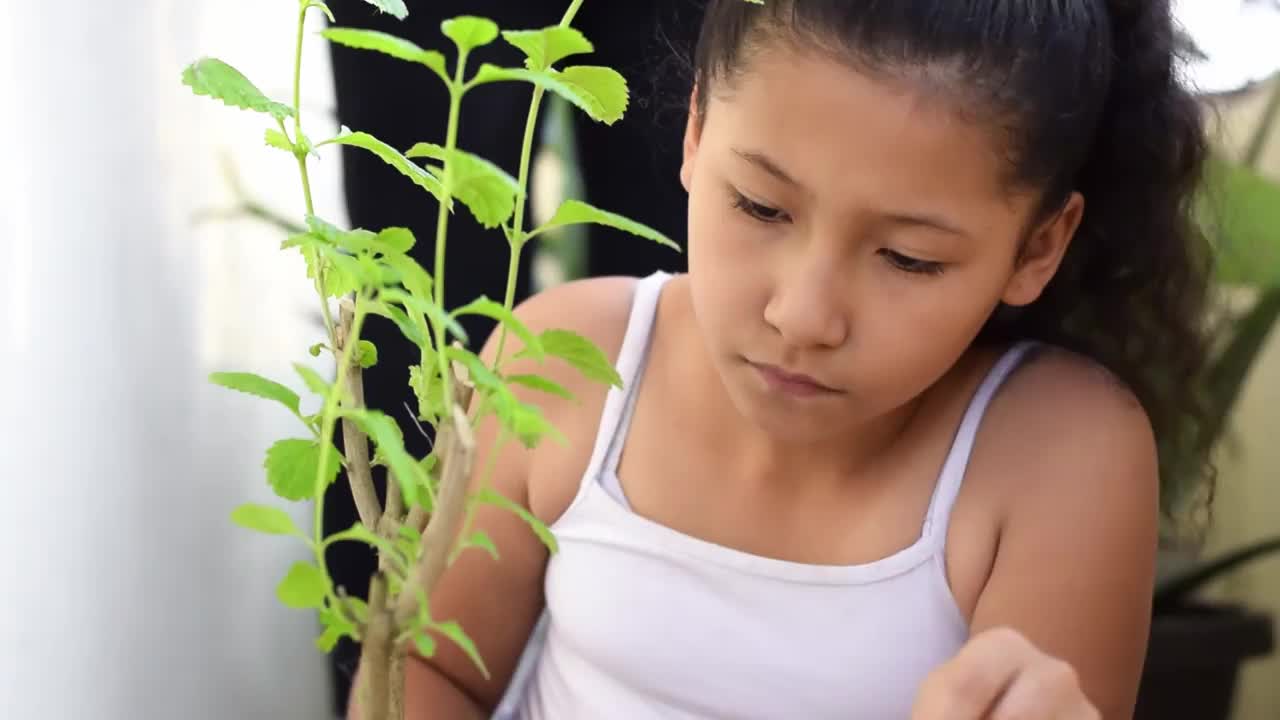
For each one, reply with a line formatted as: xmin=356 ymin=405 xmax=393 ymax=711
xmin=210 ymin=371 xmax=301 ymax=416
xmin=316 ymin=606 xmax=356 ymax=652
xmin=378 ymin=252 xmax=433 ymax=298
xmin=377 ymin=227 xmax=416 ymax=254
xmin=287 ymin=231 xmax=360 ymax=298
xmin=524 ymin=328 xmax=622 ymax=387
xmin=276 ymin=561 xmax=328 ymax=609
xmin=501 ymin=27 xmax=594 ymax=71
xmin=308 ymin=343 xmax=326 ymax=358
xmin=406 ymin=143 xmax=520 ymax=228
xmin=382 ymin=289 xmax=469 ymax=344
xmin=460 ymin=530 xmax=500 ymax=561
xmin=451 ymin=297 xmax=543 ymax=359
xmin=409 ymin=365 xmax=443 ymax=423
xmin=370 ymin=300 xmax=424 ymax=347
xmin=357 ymin=0 xmax=407 ymax=20
xmin=343 ymin=409 xmax=421 ymax=508
xmin=321 ymin=28 xmax=448 ymax=84
xmin=412 ymin=631 xmax=438 ymax=658
xmin=441 ymin=16 xmax=499 ymax=54
xmin=357 ymin=340 xmax=378 ymax=369
xmin=558 ymin=66 xmax=628 ymax=123
xmin=470 ymin=65 xmax=627 ymax=125
xmin=433 ymin=619 xmax=490 ymax=679
xmin=506 ymin=373 xmax=575 ymax=401
xmin=1200 ymin=154 xmax=1280 ymax=287
xmin=321 ymin=130 xmax=443 ymax=201
xmin=476 ymin=487 xmax=558 ymax=553
xmin=265 ymin=128 xmax=294 ymax=153
xmin=265 ymin=438 xmax=343 ymax=501
xmin=230 ymin=503 xmax=304 ymax=537
xmin=527 ymin=199 xmax=679 ymax=250
xmin=506 ymin=400 xmax=565 ymax=448
xmin=182 ymin=58 xmax=294 ymax=120
xmin=328 ymin=522 xmax=405 ymax=569
xmin=293 ymin=363 xmax=331 ymax=396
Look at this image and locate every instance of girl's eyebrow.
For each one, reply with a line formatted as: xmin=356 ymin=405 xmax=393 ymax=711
xmin=732 ymin=148 xmax=807 ymax=192
xmin=733 ymin=146 xmax=970 ymax=240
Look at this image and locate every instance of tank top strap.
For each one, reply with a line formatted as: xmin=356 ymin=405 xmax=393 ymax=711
xmin=923 ymin=340 xmax=1041 ymax=544
xmin=580 ymin=271 xmax=672 ymax=489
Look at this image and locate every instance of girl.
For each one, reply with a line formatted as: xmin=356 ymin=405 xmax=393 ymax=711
xmin=362 ymin=0 xmax=1215 ymax=717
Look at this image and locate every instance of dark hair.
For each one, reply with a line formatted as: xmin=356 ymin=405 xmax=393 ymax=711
xmin=691 ymin=0 xmax=1216 ymax=524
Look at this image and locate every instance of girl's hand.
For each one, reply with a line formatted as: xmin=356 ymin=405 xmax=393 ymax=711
xmin=911 ymin=627 xmax=1101 ymax=720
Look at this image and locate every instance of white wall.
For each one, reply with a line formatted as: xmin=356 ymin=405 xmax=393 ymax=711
xmin=0 ymin=1 xmax=350 ymax=717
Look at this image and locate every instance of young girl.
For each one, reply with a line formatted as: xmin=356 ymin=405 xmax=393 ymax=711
xmin=363 ymin=0 xmax=1215 ymax=717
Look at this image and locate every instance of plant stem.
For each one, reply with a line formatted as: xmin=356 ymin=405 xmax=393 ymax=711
xmin=288 ymin=3 xmax=336 ymax=347
xmin=1243 ymin=77 xmax=1280 ymax=170
xmin=357 ymin=576 xmax=393 ymax=720
xmin=491 ymin=0 xmax=586 ymax=368
xmin=313 ymin=299 xmax=368 ymax=571
xmin=432 ymin=51 xmax=470 ymax=415
xmin=338 ymin=299 xmax=383 ymax=531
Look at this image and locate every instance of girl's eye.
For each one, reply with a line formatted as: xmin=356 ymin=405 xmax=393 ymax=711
xmin=731 ymin=191 xmax=788 ymax=224
xmin=879 ymin=249 xmax=945 ymax=276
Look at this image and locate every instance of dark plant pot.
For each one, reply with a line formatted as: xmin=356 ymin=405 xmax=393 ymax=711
xmin=1135 ymin=602 xmax=1274 ymax=720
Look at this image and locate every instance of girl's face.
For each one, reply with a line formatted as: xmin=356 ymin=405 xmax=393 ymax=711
xmin=680 ymin=43 xmax=1083 ymax=441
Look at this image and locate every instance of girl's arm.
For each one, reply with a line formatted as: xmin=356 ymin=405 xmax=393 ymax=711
xmin=915 ymin=351 xmax=1159 ymax=719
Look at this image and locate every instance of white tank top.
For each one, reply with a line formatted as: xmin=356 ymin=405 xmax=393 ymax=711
xmin=510 ymin=271 xmax=1037 ymax=719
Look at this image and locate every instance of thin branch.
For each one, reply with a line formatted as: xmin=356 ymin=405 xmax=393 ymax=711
xmin=337 ymin=299 xmax=383 ymax=530
xmin=394 ymin=402 xmax=475 ymax=627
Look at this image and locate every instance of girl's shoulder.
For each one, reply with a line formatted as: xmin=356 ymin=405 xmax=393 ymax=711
xmin=489 ymin=275 xmax=648 ymax=521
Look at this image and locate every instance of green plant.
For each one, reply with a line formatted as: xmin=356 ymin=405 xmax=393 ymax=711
xmin=181 ymin=1 xmax=684 ymax=718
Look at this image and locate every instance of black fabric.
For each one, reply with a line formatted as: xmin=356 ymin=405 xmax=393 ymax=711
xmin=323 ymin=1 xmax=698 ymax=712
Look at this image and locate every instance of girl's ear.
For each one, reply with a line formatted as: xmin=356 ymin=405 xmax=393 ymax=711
xmin=1002 ymin=192 xmax=1085 ymax=307
xmin=680 ymin=86 xmax=703 ymax=192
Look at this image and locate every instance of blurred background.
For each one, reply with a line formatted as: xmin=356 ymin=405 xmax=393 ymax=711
xmin=0 ymin=0 xmax=1278 ymax=718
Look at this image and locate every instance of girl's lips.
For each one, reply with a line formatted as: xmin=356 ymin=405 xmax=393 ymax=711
xmin=749 ymin=362 xmax=840 ymax=396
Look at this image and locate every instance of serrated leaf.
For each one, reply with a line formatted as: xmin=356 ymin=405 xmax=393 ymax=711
xmin=506 ymin=373 xmax=575 ymax=401
xmin=230 ymin=503 xmax=304 ymax=537
xmin=376 ymin=227 xmax=416 ymax=254
xmin=288 ymin=232 xmax=361 ymax=298
xmin=321 ymin=28 xmax=448 ymax=84
xmin=321 ymin=131 xmax=443 ymax=200
xmin=182 ymin=58 xmax=294 ymax=120
xmin=528 ymin=199 xmax=679 ymax=250
xmin=523 ymin=328 xmax=623 ymax=388
xmin=210 ymin=372 xmax=302 ymax=416
xmin=407 ymin=143 xmax=519 ymax=228
xmin=502 ymin=27 xmax=593 ymax=71
xmin=343 ymin=409 xmax=421 ymax=508
xmin=358 ymin=0 xmax=407 ymax=20
xmin=441 ymin=16 xmax=499 ymax=54
xmin=293 ymin=363 xmax=331 ymax=396
xmin=276 ymin=561 xmax=328 ymax=609
xmin=433 ymin=619 xmax=490 ymax=679
xmin=476 ymin=487 xmax=558 ymax=553
xmin=507 ymin=400 xmax=565 ymax=448
xmin=558 ymin=66 xmax=628 ymax=123
xmin=265 ymin=438 xmax=343 ymax=501
xmin=452 ymin=297 xmax=542 ymax=359
xmin=357 ymin=340 xmax=378 ymax=369
xmin=469 ymin=64 xmax=627 ymax=125
xmin=265 ymin=128 xmax=294 ymax=153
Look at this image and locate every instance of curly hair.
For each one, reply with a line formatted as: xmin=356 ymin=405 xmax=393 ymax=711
xmin=691 ymin=0 xmax=1217 ymax=526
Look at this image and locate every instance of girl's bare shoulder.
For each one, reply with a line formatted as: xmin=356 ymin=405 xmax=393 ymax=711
xmin=487 ymin=275 xmax=644 ymax=521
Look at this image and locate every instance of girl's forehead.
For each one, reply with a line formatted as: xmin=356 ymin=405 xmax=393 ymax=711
xmin=703 ymin=46 xmax=1029 ymax=218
